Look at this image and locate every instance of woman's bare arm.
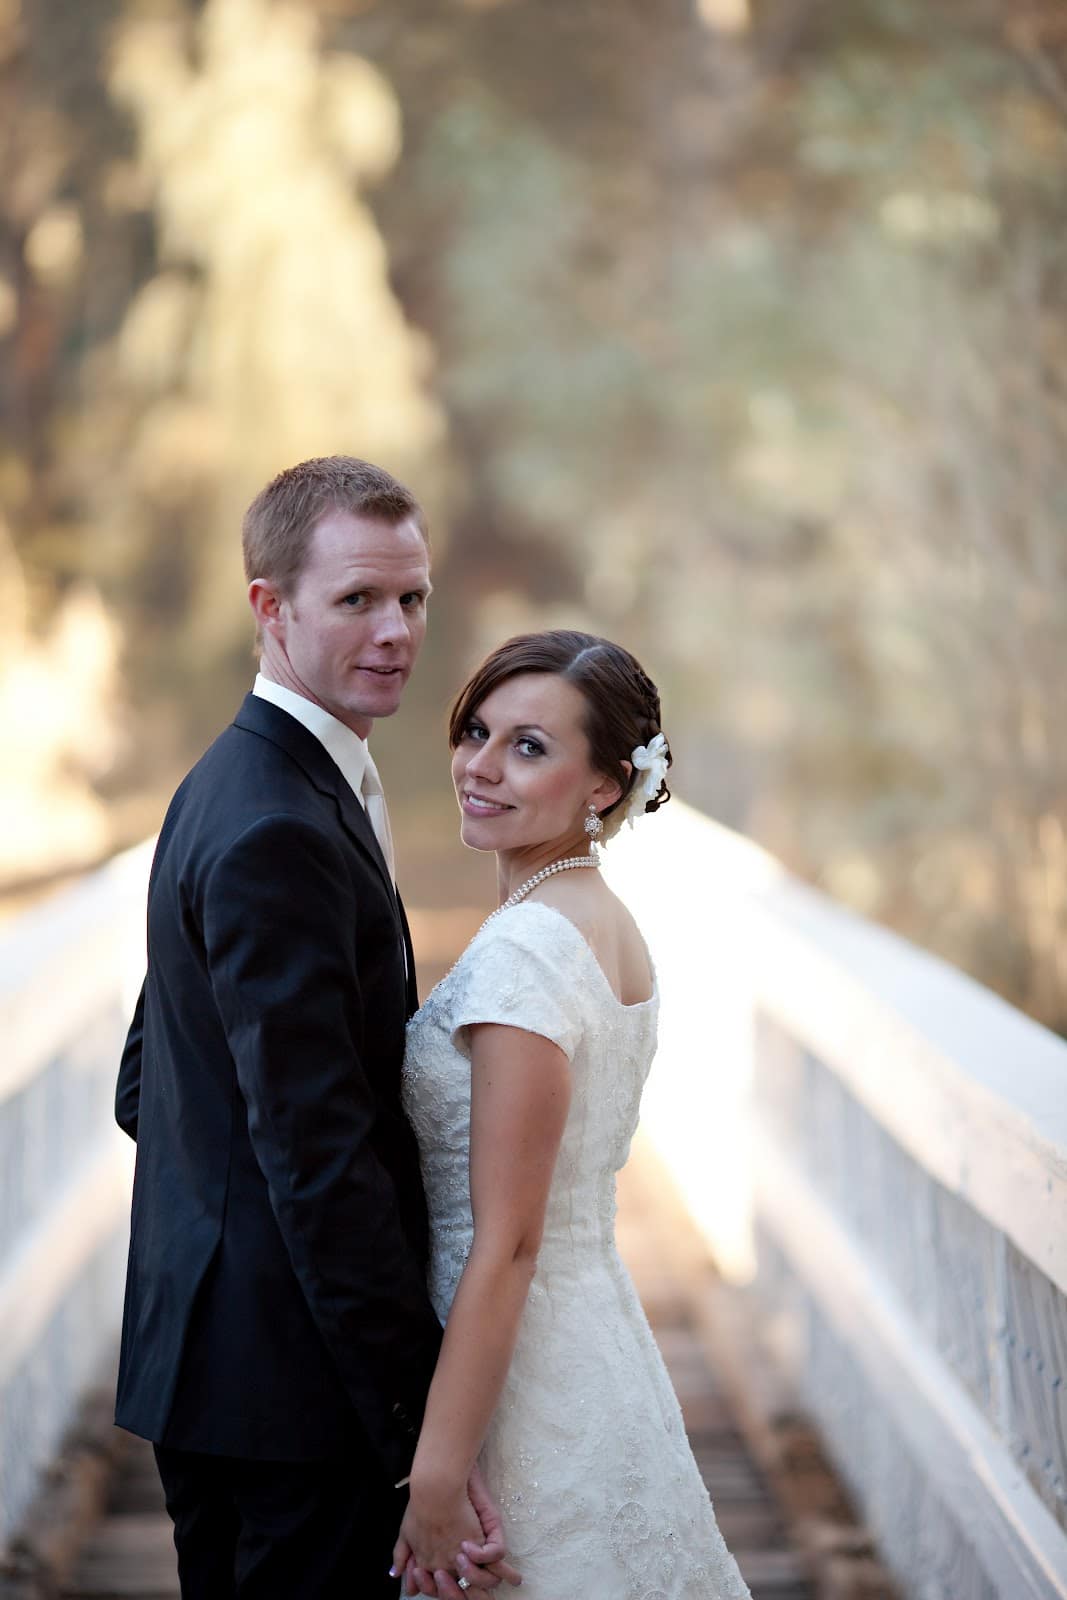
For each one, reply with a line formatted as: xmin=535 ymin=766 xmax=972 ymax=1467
xmin=393 ymin=1020 xmax=571 ymax=1581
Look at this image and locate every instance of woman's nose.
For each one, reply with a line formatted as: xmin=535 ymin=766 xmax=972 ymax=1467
xmin=465 ymin=743 xmax=500 ymax=782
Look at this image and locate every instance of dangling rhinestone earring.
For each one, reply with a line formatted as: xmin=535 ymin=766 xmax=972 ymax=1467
xmin=584 ymin=803 xmax=604 ymax=841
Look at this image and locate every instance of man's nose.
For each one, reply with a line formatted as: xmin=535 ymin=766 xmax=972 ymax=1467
xmin=371 ymin=601 xmax=409 ymax=646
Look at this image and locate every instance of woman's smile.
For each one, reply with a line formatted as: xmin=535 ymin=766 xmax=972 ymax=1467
xmin=461 ymin=791 xmax=515 ymax=816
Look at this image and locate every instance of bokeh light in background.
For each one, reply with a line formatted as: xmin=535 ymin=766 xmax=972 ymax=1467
xmin=1 ymin=0 xmax=1064 ymax=1030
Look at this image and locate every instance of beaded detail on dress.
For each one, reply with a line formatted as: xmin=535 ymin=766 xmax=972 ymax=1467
xmin=402 ymin=902 xmax=751 ymax=1600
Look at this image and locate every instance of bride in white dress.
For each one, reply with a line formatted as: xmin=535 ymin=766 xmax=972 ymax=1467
xmin=394 ymin=631 xmax=751 ymax=1600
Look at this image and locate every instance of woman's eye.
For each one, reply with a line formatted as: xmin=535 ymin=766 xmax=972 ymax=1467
xmin=465 ymin=723 xmax=488 ymax=743
xmin=517 ymin=737 xmax=545 ymax=757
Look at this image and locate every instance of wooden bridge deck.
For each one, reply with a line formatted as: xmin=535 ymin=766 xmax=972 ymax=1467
xmin=48 ymin=1149 xmax=843 ymax=1600
xmin=58 ymin=1327 xmax=813 ymax=1600
xmin=60 ymin=1305 xmax=815 ymax=1600
xmin=0 ymin=1135 xmax=899 ymax=1600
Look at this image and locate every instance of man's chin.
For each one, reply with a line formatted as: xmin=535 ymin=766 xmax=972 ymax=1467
xmin=342 ymin=694 xmax=405 ymax=730
xmin=364 ymin=692 xmax=405 ymax=720
xmin=354 ymin=668 xmax=407 ymax=703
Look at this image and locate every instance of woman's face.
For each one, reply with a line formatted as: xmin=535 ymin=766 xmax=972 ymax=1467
xmin=451 ymin=672 xmax=621 ymax=856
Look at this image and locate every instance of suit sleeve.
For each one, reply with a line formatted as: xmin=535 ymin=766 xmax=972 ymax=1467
xmin=202 ymin=812 xmax=441 ymax=1476
xmin=116 ymin=978 xmax=146 ymax=1141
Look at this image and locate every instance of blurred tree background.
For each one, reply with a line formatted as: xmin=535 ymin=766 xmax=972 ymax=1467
xmin=1 ymin=0 xmax=1064 ymax=1031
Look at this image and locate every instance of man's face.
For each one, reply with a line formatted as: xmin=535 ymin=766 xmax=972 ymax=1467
xmin=255 ymin=509 xmax=431 ymax=738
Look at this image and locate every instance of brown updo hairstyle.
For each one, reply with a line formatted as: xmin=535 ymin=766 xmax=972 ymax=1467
xmin=448 ymin=630 xmax=672 ymax=837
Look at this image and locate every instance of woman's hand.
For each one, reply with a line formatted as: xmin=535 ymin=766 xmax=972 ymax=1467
xmin=457 ymin=1464 xmax=521 ymax=1581
xmin=392 ymin=1474 xmax=485 ymax=1587
xmin=391 ymin=1465 xmax=522 ymax=1595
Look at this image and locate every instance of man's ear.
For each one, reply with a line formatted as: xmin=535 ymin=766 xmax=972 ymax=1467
xmin=248 ymin=578 xmax=285 ymax=639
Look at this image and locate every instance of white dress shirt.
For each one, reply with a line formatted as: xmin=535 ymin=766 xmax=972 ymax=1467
xmin=252 ymin=674 xmax=396 ymax=880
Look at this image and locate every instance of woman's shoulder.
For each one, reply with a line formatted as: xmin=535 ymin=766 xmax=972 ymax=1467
xmin=462 ymin=899 xmax=601 ymax=996
xmin=527 ymin=870 xmax=629 ymax=938
xmin=536 ymin=877 xmax=653 ymax=1000
xmin=486 ymin=883 xmax=654 ymax=1010
xmin=470 ymin=897 xmax=589 ymax=961
xmin=443 ymin=901 xmax=593 ymax=1061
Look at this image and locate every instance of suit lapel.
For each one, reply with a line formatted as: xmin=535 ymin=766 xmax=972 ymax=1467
xmin=233 ymin=693 xmax=398 ymax=907
xmin=396 ymin=892 xmax=419 ymax=1013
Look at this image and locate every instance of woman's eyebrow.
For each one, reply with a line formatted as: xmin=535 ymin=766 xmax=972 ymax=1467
xmin=472 ymin=718 xmax=558 ymax=739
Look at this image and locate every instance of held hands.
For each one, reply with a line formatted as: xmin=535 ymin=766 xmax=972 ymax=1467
xmin=391 ymin=1463 xmax=522 ymax=1596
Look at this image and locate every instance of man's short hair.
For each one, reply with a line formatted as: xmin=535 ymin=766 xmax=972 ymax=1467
xmin=242 ymin=456 xmax=427 ymax=595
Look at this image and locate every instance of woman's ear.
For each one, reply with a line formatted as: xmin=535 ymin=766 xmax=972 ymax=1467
xmin=591 ymin=760 xmax=630 ymax=814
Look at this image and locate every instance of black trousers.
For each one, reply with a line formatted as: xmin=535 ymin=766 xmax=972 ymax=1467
xmin=154 ymin=1444 xmax=405 ymax=1599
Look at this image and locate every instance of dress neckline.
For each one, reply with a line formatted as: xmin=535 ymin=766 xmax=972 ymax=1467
xmin=481 ymin=899 xmax=658 ymax=1013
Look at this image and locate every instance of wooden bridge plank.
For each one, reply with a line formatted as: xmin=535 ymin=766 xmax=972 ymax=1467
xmin=53 ymin=1147 xmax=827 ymax=1600
xmin=57 ymin=1322 xmax=818 ymax=1600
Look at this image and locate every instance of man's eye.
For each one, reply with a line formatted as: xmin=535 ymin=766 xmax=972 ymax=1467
xmin=400 ymin=592 xmax=426 ymax=608
xmin=341 ymin=593 xmax=366 ymax=608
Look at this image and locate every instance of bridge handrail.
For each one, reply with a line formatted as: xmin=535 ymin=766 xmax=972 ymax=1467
xmin=749 ymin=853 xmax=1067 ymax=1294
xmin=0 ymin=841 xmax=150 ymax=1550
xmin=604 ymin=802 xmax=1067 ymax=1600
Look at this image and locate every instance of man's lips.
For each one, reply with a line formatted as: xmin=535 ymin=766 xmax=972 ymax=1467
xmin=355 ymin=664 xmax=405 ymax=676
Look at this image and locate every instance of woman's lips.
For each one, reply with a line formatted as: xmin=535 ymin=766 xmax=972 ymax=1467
xmin=461 ymin=792 xmax=514 ymax=817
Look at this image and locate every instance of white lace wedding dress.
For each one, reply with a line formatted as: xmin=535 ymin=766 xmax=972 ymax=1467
xmin=402 ymin=901 xmax=751 ymax=1599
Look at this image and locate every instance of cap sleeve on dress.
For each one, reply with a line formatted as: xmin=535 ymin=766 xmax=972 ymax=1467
xmin=449 ymin=904 xmax=584 ymax=1063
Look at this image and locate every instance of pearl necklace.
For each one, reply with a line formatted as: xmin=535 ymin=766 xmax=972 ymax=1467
xmin=477 ymin=853 xmax=600 ymax=937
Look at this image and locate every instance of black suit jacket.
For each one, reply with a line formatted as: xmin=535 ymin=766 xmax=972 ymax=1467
xmin=115 ymin=694 xmax=442 ymax=1479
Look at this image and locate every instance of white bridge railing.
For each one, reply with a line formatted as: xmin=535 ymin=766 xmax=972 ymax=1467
xmin=606 ymin=802 xmax=1067 ymax=1600
xmin=0 ymin=843 xmax=149 ymax=1549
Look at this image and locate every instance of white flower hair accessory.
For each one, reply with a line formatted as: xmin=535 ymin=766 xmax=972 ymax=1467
xmin=625 ymin=732 xmax=670 ymax=826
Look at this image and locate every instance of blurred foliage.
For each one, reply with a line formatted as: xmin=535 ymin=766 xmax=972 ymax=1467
xmin=1 ymin=0 xmax=1065 ymax=1029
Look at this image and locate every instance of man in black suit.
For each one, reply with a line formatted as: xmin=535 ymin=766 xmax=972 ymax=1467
xmin=115 ymin=458 xmax=510 ymax=1599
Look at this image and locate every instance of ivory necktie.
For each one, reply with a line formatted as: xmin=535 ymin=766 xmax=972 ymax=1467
xmin=360 ymin=749 xmax=396 ymax=882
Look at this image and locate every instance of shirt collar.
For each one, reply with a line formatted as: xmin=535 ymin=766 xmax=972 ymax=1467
xmin=252 ymin=673 xmax=371 ymax=805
